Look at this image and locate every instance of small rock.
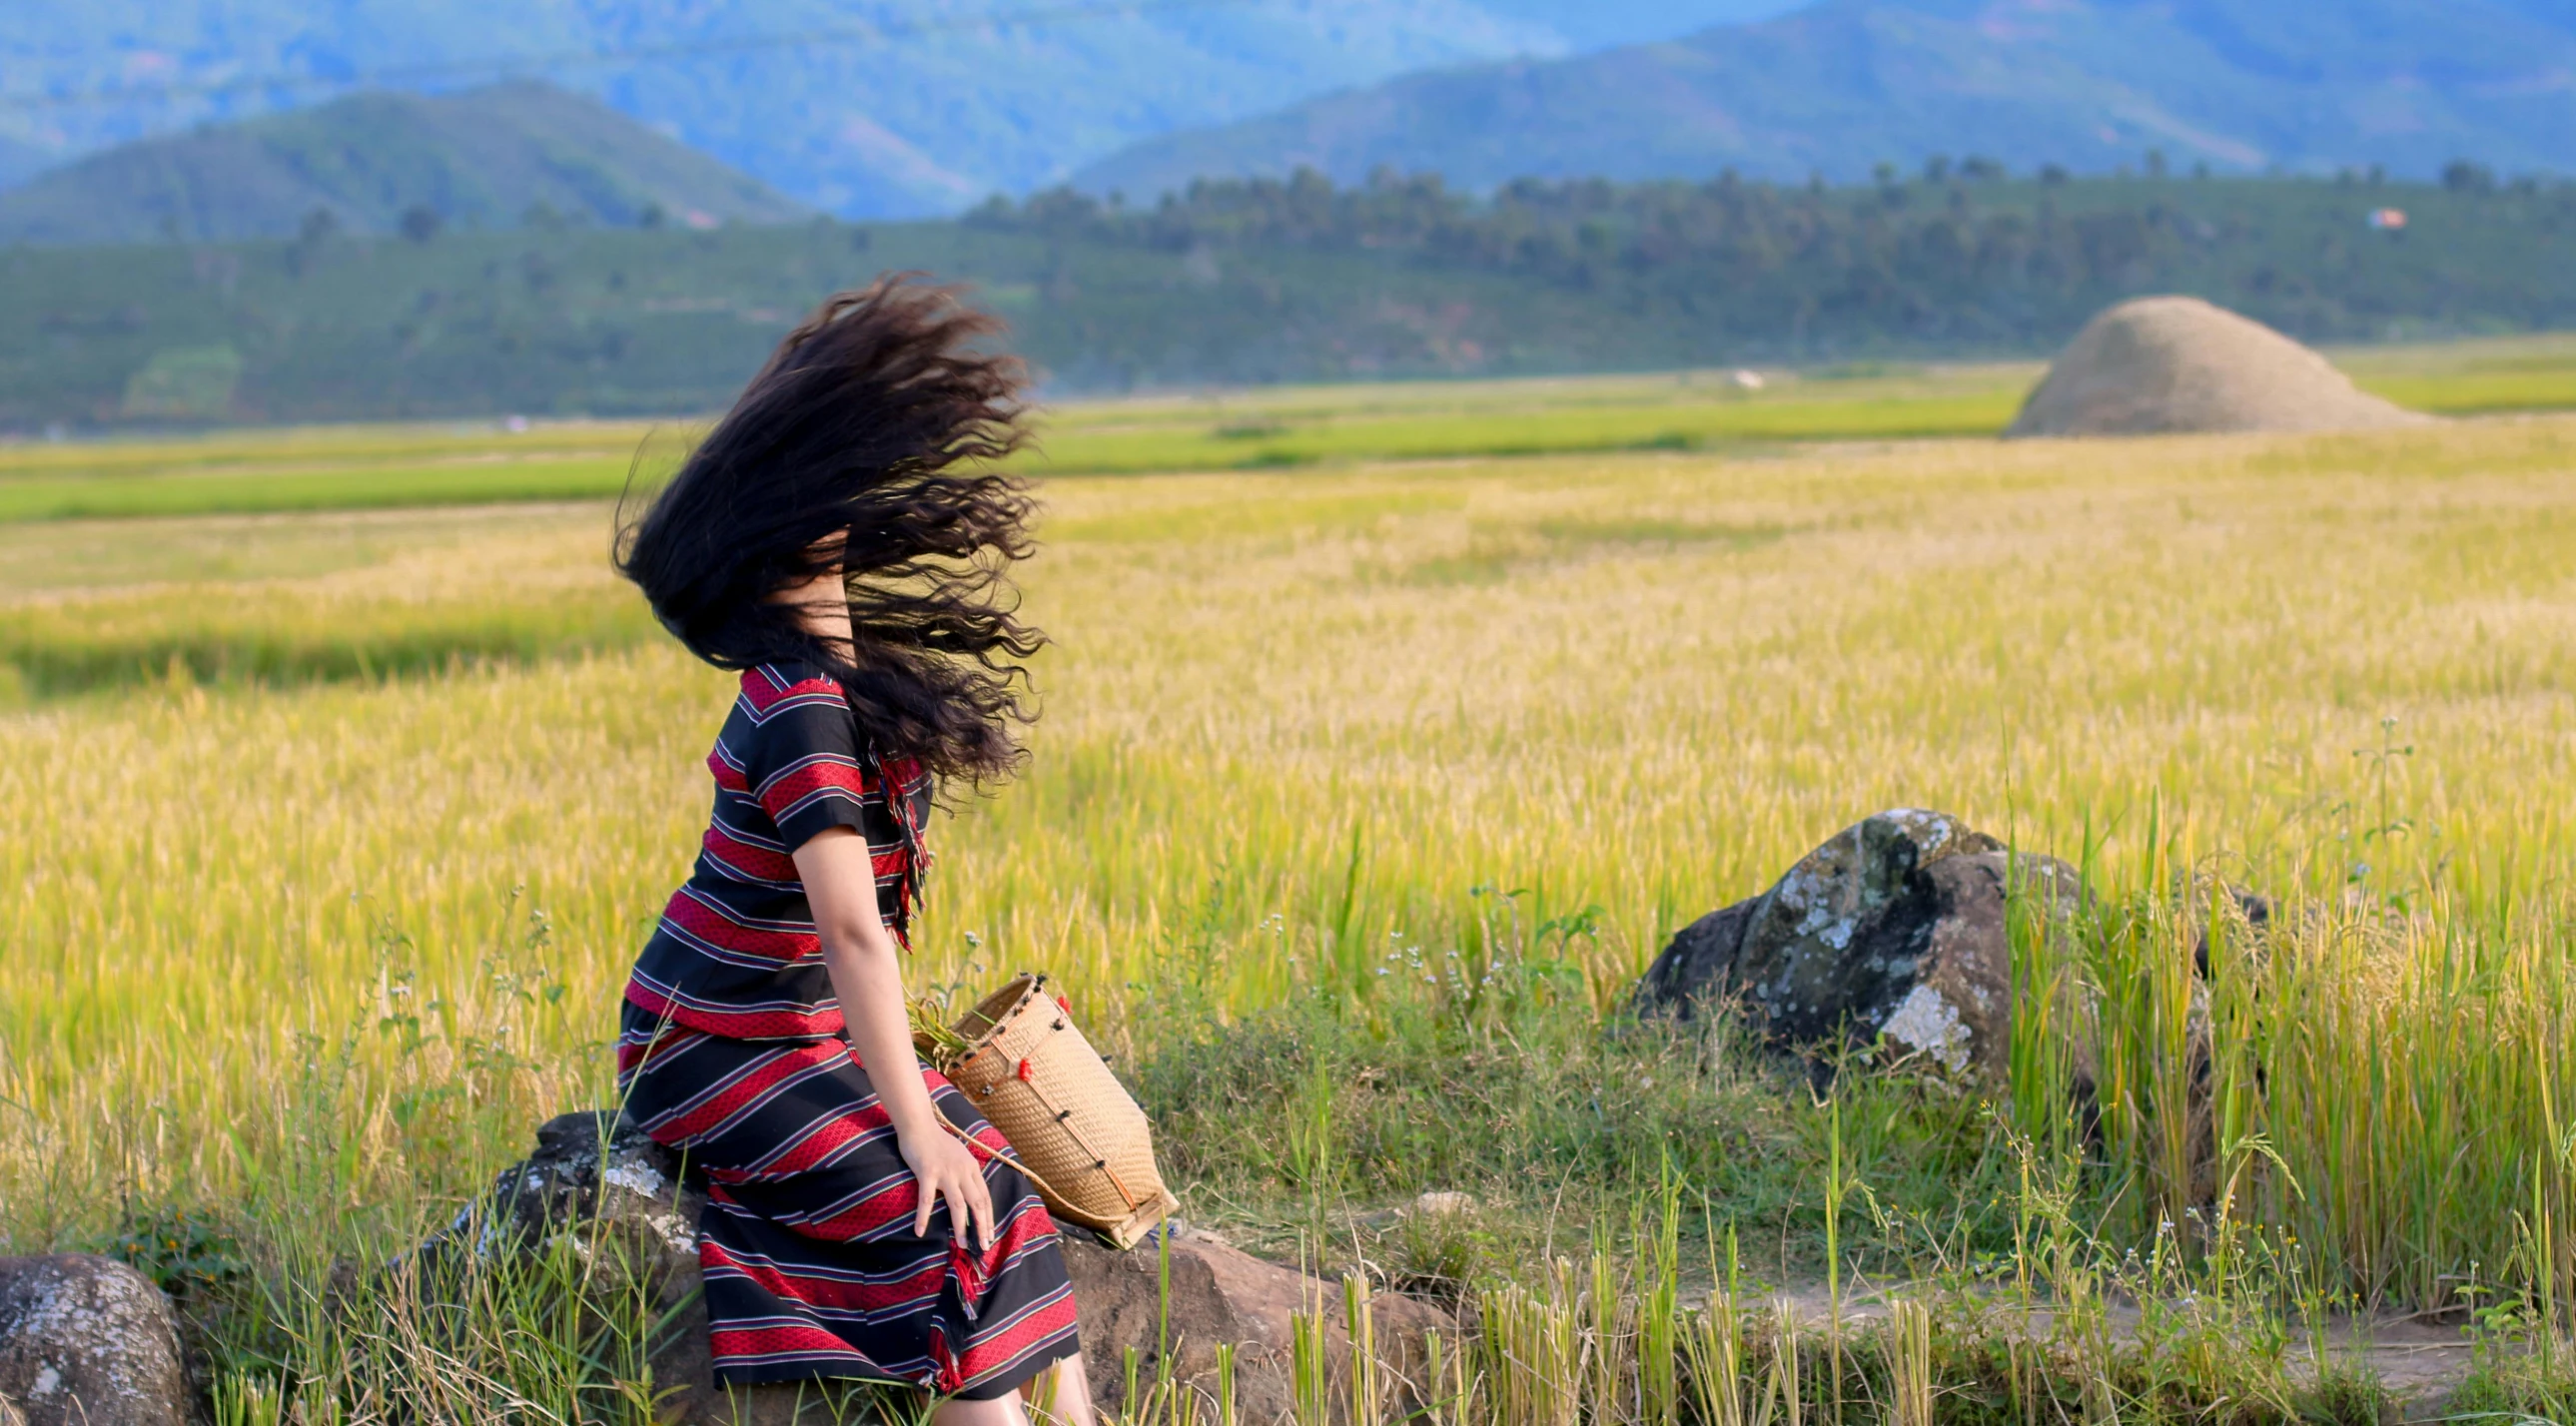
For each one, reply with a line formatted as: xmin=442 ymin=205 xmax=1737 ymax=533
xmin=1407 ymin=1192 xmax=1476 ymax=1218
xmin=1634 ymin=809 xmax=2081 ymax=1079
xmin=0 ymin=1254 xmax=192 ymax=1426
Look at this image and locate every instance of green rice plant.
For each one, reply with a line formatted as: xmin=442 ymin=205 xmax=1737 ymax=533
xmin=1343 ymin=1273 xmax=1381 ymax=1426
xmin=1475 ymin=1270 xmax=1581 ymax=1426
xmin=0 ymin=456 xmax=644 ymax=523
xmin=1292 ymin=1286 xmax=1330 ymax=1426
xmin=1883 ymin=1300 xmax=1932 ymax=1426
xmin=210 ymin=1370 xmax=286 ymax=1426
xmin=1634 ymin=1180 xmax=1682 ymax=1426
xmin=2 ymin=337 xmax=2568 ymax=526
xmin=1690 ymin=1220 xmax=1753 ymax=1426
xmin=1419 ymin=1330 xmax=1471 ymax=1426
xmin=1583 ymin=1235 xmax=1626 ymax=1421
xmin=1765 ymin=1299 xmax=1802 ymax=1426
xmin=0 ymin=581 xmax=659 ymax=699
xmin=1679 ymin=1297 xmax=1747 ymax=1426
xmin=1817 ymin=1097 xmax=1853 ymax=1426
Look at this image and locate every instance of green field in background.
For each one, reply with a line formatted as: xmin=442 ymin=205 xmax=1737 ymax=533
xmin=3 ymin=334 xmax=2572 ymax=522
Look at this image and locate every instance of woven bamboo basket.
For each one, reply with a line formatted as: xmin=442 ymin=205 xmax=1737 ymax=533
xmin=923 ymin=973 xmax=1178 ymax=1250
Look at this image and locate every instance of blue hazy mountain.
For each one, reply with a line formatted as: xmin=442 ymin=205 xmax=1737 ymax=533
xmin=0 ymin=2 xmax=1610 ymax=219
xmin=1075 ymin=0 xmax=2576 ymax=198
xmin=0 ymin=82 xmax=808 ymax=246
xmin=1468 ymin=0 xmax=1804 ymax=48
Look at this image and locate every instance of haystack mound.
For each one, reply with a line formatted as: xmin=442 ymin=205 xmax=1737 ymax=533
xmin=2006 ymin=296 xmax=2430 ymax=438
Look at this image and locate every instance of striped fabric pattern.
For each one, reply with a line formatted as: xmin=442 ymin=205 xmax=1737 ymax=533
xmin=619 ymin=1011 xmax=1081 ymax=1398
xmin=624 ymin=664 xmax=932 ymax=1042
xmin=618 ymin=663 xmax=1080 ymax=1399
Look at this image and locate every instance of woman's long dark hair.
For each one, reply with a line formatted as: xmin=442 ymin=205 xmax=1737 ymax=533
xmin=615 ymin=277 xmax=1042 ymax=785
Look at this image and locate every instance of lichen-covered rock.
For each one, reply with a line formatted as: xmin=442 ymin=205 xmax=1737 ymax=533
xmin=424 ymin=1109 xmax=705 ymax=1296
xmin=419 ymin=1111 xmax=750 ymax=1423
xmin=438 ymin=1111 xmax=1448 ymax=1423
xmin=1630 ymin=899 xmax=1759 ymax=1019
xmin=0 ymin=1254 xmax=192 ymax=1426
xmin=1634 ymin=809 xmax=2080 ymax=1078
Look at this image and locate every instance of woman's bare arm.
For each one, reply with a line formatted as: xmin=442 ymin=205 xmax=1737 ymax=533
xmin=774 ymin=564 xmax=992 ymax=1249
xmin=798 ymin=828 xmax=995 ymax=1250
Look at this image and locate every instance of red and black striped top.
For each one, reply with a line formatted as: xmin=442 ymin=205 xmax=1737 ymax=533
xmin=624 ymin=663 xmax=933 ymax=1041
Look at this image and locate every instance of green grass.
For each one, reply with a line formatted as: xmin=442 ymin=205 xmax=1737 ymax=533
xmin=2341 ymin=333 xmax=2576 ymax=415
xmin=10 ymin=332 xmax=2576 ymax=524
xmin=1024 ymin=374 xmax=2032 ymax=475
xmin=0 ymin=454 xmax=644 ymax=521
xmin=0 ymin=584 xmax=659 ymax=700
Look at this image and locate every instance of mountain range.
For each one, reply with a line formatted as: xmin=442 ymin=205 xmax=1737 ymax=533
xmin=0 ymin=1 xmax=1789 ymax=220
xmin=5 ymin=0 xmax=2572 ymax=229
xmin=1079 ymin=0 xmax=2576 ymax=196
xmin=0 ymin=83 xmax=806 ymax=245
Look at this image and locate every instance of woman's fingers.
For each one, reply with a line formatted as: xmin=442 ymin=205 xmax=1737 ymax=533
xmin=946 ymin=1173 xmax=977 ymax=1249
xmin=946 ymin=1164 xmax=986 ymax=1252
xmin=941 ymin=1177 xmax=968 ymax=1250
xmin=911 ymin=1140 xmax=998 ymax=1250
xmin=968 ymin=1170 xmax=996 ymax=1252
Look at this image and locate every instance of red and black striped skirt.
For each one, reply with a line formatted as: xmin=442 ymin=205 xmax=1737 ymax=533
xmin=617 ymin=1003 xmax=1082 ymax=1400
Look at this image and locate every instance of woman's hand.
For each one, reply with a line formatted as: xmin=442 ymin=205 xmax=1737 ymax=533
xmin=899 ymin=1123 xmax=996 ymax=1251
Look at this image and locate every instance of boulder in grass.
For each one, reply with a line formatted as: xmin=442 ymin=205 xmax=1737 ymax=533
xmin=1634 ymin=809 xmax=2081 ymax=1079
xmin=416 ymin=1110 xmax=740 ymax=1421
xmin=0 ymin=1254 xmax=193 ymax=1426
xmin=432 ymin=1111 xmax=1451 ymax=1424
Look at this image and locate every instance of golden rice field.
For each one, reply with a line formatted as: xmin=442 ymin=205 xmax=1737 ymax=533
xmin=4 ymin=389 xmax=2576 ymax=1419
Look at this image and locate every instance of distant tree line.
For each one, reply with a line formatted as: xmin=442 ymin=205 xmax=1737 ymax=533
xmin=964 ymin=164 xmax=2576 ymax=348
xmin=7 ymin=164 xmax=2574 ymax=429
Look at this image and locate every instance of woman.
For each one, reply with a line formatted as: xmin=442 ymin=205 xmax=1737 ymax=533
xmin=612 ymin=278 xmax=1093 ymax=1424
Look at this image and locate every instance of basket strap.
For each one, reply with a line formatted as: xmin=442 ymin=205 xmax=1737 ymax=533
xmin=930 ymin=1099 xmax=1069 ymax=1205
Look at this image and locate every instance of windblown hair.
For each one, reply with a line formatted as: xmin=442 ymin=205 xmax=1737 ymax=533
xmin=615 ymin=277 xmax=1043 ymax=785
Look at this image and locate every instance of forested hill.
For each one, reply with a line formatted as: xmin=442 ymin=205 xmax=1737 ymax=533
xmin=0 ymin=83 xmax=808 ymax=246
xmin=4 ymin=171 xmax=2572 ymax=430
